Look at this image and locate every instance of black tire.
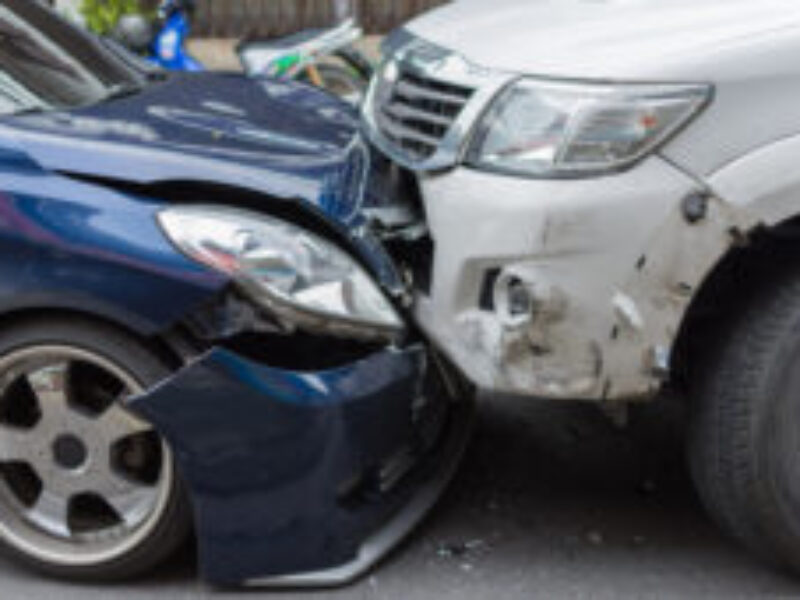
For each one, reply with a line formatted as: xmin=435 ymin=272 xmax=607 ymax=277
xmin=689 ymin=261 xmax=800 ymax=574
xmin=0 ymin=317 xmax=192 ymax=581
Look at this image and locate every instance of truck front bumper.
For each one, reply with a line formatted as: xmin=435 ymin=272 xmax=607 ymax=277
xmin=413 ymin=157 xmax=729 ymax=401
xmin=130 ymin=344 xmax=471 ymax=587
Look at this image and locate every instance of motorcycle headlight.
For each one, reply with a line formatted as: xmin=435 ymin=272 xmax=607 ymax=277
xmin=467 ymin=78 xmax=711 ymax=177
xmin=158 ymin=206 xmax=404 ymax=339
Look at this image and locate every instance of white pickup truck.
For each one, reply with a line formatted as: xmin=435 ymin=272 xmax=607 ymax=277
xmin=363 ymin=0 xmax=800 ymax=576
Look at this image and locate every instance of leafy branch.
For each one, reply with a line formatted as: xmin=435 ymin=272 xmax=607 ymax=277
xmin=80 ymin=0 xmax=148 ymax=36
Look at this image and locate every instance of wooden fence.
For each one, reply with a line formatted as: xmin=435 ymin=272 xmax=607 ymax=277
xmin=191 ymin=0 xmax=446 ymax=37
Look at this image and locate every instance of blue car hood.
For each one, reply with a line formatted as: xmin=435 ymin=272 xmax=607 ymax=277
xmin=0 ymin=73 xmax=371 ymax=224
xmin=0 ymin=73 xmax=404 ymax=290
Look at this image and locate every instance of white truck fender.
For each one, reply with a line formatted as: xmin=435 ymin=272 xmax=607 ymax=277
xmin=707 ymin=134 xmax=800 ymax=229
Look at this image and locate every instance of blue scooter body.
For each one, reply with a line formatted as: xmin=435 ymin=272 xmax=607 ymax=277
xmin=149 ymin=10 xmax=204 ymax=71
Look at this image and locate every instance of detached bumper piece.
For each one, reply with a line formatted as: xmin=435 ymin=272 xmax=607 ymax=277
xmin=130 ymin=345 xmax=471 ymax=587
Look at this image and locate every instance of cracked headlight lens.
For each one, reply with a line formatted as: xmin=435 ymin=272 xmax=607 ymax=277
xmin=467 ymin=78 xmax=711 ymax=177
xmin=158 ymin=205 xmax=404 ymax=338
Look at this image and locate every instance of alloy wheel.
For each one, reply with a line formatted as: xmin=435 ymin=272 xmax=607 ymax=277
xmin=0 ymin=345 xmax=173 ymax=567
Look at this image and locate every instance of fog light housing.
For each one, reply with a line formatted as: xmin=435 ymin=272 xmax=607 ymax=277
xmin=495 ymin=273 xmax=534 ymax=326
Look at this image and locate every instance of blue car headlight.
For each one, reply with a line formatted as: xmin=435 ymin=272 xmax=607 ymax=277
xmin=158 ymin=205 xmax=404 ymax=339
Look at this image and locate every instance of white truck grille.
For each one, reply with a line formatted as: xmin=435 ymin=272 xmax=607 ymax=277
xmin=362 ymin=36 xmax=513 ymax=171
xmin=375 ymin=69 xmax=474 ymax=161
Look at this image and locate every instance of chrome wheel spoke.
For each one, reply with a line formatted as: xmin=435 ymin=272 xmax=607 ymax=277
xmin=26 ymin=489 xmax=71 ymax=538
xmin=0 ymin=424 xmax=33 ymax=462
xmin=96 ymin=403 xmax=152 ymax=445
xmin=92 ymin=469 xmax=157 ymax=528
xmin=26 ymin=363 xmax=71 ymax=427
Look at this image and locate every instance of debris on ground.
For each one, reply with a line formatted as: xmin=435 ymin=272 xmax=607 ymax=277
xmin=436 ymin=539 xmax=488 ymax=560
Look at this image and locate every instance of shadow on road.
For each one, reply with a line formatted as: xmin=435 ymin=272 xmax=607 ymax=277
xmin=3 ymin=394 xmax=800 ymax=598
xmin=398 ymin=394 xmax=800 ymax=598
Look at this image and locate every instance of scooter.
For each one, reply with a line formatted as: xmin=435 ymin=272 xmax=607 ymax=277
xmin=113 ymin=0 xmax=372 ymax=104
xmin=149 ymin=0 xmax=204 ymax=71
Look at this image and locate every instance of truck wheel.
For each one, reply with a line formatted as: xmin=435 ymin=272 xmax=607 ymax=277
xmin=0 ymin=318 xmax=191 ymax=581
xmin=689 ymin=265 xmax=800 ymax=574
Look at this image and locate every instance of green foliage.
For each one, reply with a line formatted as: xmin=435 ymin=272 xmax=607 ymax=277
xmin=80 ymin=0 xmax=147 ymax=36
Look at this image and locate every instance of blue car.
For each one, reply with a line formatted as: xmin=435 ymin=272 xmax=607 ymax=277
xmin=0 ymin=0 xmax=470 ymax=587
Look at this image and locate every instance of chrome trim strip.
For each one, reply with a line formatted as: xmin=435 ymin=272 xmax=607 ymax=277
xmin=380 ymin=117 xmax=444 ymax=147
xmin=394 ymin=79 xmax=470 ymax=105
xmin=383 ymin=101 xmax=455 ymax=127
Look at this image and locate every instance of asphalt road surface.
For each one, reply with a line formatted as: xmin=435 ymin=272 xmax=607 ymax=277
xmin=1 ymin=394 xmax=799 ymax=599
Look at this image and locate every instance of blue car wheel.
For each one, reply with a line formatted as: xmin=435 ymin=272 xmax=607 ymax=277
xmin=0 ymin=318 xmax=191 ymax=580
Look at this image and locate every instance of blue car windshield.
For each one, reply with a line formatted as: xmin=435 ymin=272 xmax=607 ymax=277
xmin=0 ymin=0 xmax=147 ymax=116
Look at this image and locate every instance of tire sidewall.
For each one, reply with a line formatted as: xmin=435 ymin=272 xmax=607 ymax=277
xmin=0 ymin=318 xmax=191 ymax=581
xmin=756 ymin=319 xmax=800 ymax=565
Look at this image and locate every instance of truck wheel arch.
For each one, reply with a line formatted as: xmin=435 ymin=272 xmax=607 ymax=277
xmin=667 ymin=132 xmax=800 ymax=392
xmin=610 ymin=136 xmax=800 ymax=399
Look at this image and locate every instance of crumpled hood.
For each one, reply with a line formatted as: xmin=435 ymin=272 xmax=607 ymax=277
xmin=407 ymin=0 xmax=800 ymax=80
xmin=0 ymin=73 xmax=369 ymax=224
xmin=0 ymin=72 xmax=404 ymax=291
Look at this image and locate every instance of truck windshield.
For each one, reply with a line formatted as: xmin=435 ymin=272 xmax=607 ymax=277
xmin=0 ymin=0 xmax=147 ymax=116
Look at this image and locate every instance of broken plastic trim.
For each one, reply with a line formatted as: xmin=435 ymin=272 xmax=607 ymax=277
xmin=177 ymin=288 xmax=398 ymax=371
xmin=129 ymin=343 xmax=473 ymax=586
xmin=219 ymin=332 xmax=386 ymax=372
xmin=235 ymin=275 xmax=405 ymax=344
xmin=246 ymin=398 xmax=472 ymax=589
xmin=183 ymin=286 xmax=406 ymax=348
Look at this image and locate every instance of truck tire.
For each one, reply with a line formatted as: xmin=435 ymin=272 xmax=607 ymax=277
xmin=689 ymin=263 xmax=800 ymax=574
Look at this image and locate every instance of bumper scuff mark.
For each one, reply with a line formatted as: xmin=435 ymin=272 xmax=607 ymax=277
xmin=413 ymin=158 xmax=748 ymax=401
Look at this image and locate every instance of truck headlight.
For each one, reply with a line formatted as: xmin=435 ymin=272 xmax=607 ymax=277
xmin=158 ymin=206 xmax=404 ymax=338
xmin=467 ymin=78 xmax=711 ymax=177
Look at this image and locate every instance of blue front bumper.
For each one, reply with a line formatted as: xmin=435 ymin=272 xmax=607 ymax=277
xmin=129 ymin=344 xmax=471 ymax=586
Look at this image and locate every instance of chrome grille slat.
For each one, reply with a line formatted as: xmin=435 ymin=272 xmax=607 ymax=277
xmin=378 ymin=114 xmax=444 ymax=147
xmin=382 ymin=102 xmax=454 ymax=128
xmin=368 ymin=56 xmax=476 ymax=161
xmin=394 ymin=79 xmax=471 ymax=107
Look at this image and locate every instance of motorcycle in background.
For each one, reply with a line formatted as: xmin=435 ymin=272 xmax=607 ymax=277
xmin=113 ymin=0 xmax=372 ymax=104
xmin=237 ymin=16 xmax=371 ymax=106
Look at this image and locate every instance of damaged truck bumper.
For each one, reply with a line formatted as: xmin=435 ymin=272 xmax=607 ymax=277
xmin=414 ymin=156 xmax=740 ymax=401
xmin=129 ymin=343 xmax=471 ymax=587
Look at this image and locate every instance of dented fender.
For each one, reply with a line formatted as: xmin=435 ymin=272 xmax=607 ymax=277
xmin=707 ymin=133 xmax=800 ymax=229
